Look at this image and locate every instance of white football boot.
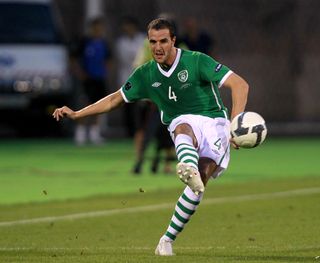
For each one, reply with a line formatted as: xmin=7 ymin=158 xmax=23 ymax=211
xmin=176 ymin=162 xmax=205 ymax=195
xmin=155 ymin=236 xmax=174 ymax=256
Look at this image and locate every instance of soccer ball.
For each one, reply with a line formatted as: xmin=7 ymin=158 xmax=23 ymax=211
xmin=230 ymin=112 xmax=267 ymax=148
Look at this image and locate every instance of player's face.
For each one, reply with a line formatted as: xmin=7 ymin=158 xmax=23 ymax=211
xmin=148 ymin=28 xmax=176 ymax=65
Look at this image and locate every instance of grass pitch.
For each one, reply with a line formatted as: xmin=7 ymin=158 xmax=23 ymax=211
xmin=0 ymin=138 xmax=319 ymax=262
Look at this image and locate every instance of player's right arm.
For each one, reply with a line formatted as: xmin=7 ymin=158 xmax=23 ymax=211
xmin=52 ymin=89 xmax=125 ymax=121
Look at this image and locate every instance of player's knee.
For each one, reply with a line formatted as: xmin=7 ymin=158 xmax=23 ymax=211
xmin=198 ymin=158 xmax=218 ymax=185
xmin=199 ymin=170 xmax=211 ymax=186
xmin=174 ymin=124 xmax=198 ymax=147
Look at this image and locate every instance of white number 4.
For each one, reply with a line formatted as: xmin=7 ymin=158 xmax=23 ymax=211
xmin=168 ymin=86 xmax=177 ymax=102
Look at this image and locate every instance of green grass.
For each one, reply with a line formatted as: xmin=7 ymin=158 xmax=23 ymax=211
xmin=0 ymin=137 xmax=318 ymax=204
xmin=0 ymin=138 xmax=319 ymax=262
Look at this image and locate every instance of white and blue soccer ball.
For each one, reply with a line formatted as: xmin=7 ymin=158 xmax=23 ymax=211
xmin=230 ymin=111 xmax=267 ymax=148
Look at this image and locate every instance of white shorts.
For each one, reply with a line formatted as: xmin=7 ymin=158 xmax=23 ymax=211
xmin=168 ymin=114 xmax=231 ymax=178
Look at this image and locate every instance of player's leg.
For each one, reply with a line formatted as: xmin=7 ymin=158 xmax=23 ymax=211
xmin=163 ymin=148 xmax=175 ymax=173
xmin=151 ymin=143 xmax=161 ymax=174
xmin=198 ymin=157 xmax=218 ymax=185
xmin=74 ymin=79 xmax=91 ymax=145
xmin=164 ymin=117 xmax=230 ymax=246
xmin=155 ymin=157 xmax=218 ymax=256
xmin=156 ymin=117 xmax=230 ymax=256
xmin=155 ymin=185 xmax=203 ymax=256
xmin=132 ymin=103 xmax=150 ymax=174
xmin=152 ymin=125 xmax=175 ymax=174
xmin=173 ymin=123 xmax=205 ymax=194
xmin=87 ymin=79 xmax=106 ymax=145
xmin=155 ymin=123 xmax=205 ymax=256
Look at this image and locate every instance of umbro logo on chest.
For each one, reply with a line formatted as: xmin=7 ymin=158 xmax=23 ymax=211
xmin=152 ymin=82 xmax=162 ymax=88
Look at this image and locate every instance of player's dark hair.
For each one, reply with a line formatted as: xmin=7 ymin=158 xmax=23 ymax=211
xmin=147 ymin=18 xmax=176 ymax=39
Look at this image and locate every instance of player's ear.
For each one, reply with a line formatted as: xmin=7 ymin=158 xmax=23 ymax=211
xmin=171 ymin=36 xmax=176 ymax=46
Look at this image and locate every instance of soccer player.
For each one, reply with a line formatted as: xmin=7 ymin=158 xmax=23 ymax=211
xmin=53 ymin=18 xmax=249 ymax=256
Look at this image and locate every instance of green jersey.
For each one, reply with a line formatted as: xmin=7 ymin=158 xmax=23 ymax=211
xmin=121 ymin=49 xmax=232 ymax=125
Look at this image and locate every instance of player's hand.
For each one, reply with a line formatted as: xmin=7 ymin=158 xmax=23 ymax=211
xmin=52 ymin=106 xmax=76 ymax=121
xmin=230 ymin=138 xmax=240 ymax=150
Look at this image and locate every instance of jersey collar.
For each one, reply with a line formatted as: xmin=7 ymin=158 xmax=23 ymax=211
xmin=157 ymin=48 xmax=181 ymax=78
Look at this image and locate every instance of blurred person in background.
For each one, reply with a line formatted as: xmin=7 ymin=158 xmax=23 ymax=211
xmin=69 ymin=17 xmax=112 ymax=145
xmin=115 ymin=16 xmax=145 ymax=138
xmin=132 ymin=13 xmax=185 ymax=175
xmin=132 ymin=101 xmax=176 ymax=174
xmin=182 ymin=16 xmax=215 ymax=56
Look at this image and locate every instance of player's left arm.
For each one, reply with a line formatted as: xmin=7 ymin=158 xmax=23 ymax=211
xmin=221 ymin=72 xmax=249 ymax=121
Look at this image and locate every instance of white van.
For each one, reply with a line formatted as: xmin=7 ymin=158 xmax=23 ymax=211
xmin=0 ymin=0 xmax=71 ymax=135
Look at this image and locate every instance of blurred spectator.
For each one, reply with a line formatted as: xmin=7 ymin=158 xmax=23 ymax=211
xmin=133 ymin=103 xmax=176 ymax=174
xmin=132 ymin=13 xmax=184 ymax=174
xmin=115 ymin=16 xmax=145 ymax=137
xmin=182 ymin=16 xmax=215 ymax=56
xmin=69 ymin=17 xmax=112 ymax=145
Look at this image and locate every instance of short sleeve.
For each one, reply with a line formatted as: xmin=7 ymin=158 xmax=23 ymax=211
xmin=120 ymin=67 xmax=148 ymax=102
xmin=198 ymin=53 xmax=232 ymax=88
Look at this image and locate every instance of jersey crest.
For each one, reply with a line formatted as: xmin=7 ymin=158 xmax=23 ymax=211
xmin=177 ymin=70 xmax=188 ymax=83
